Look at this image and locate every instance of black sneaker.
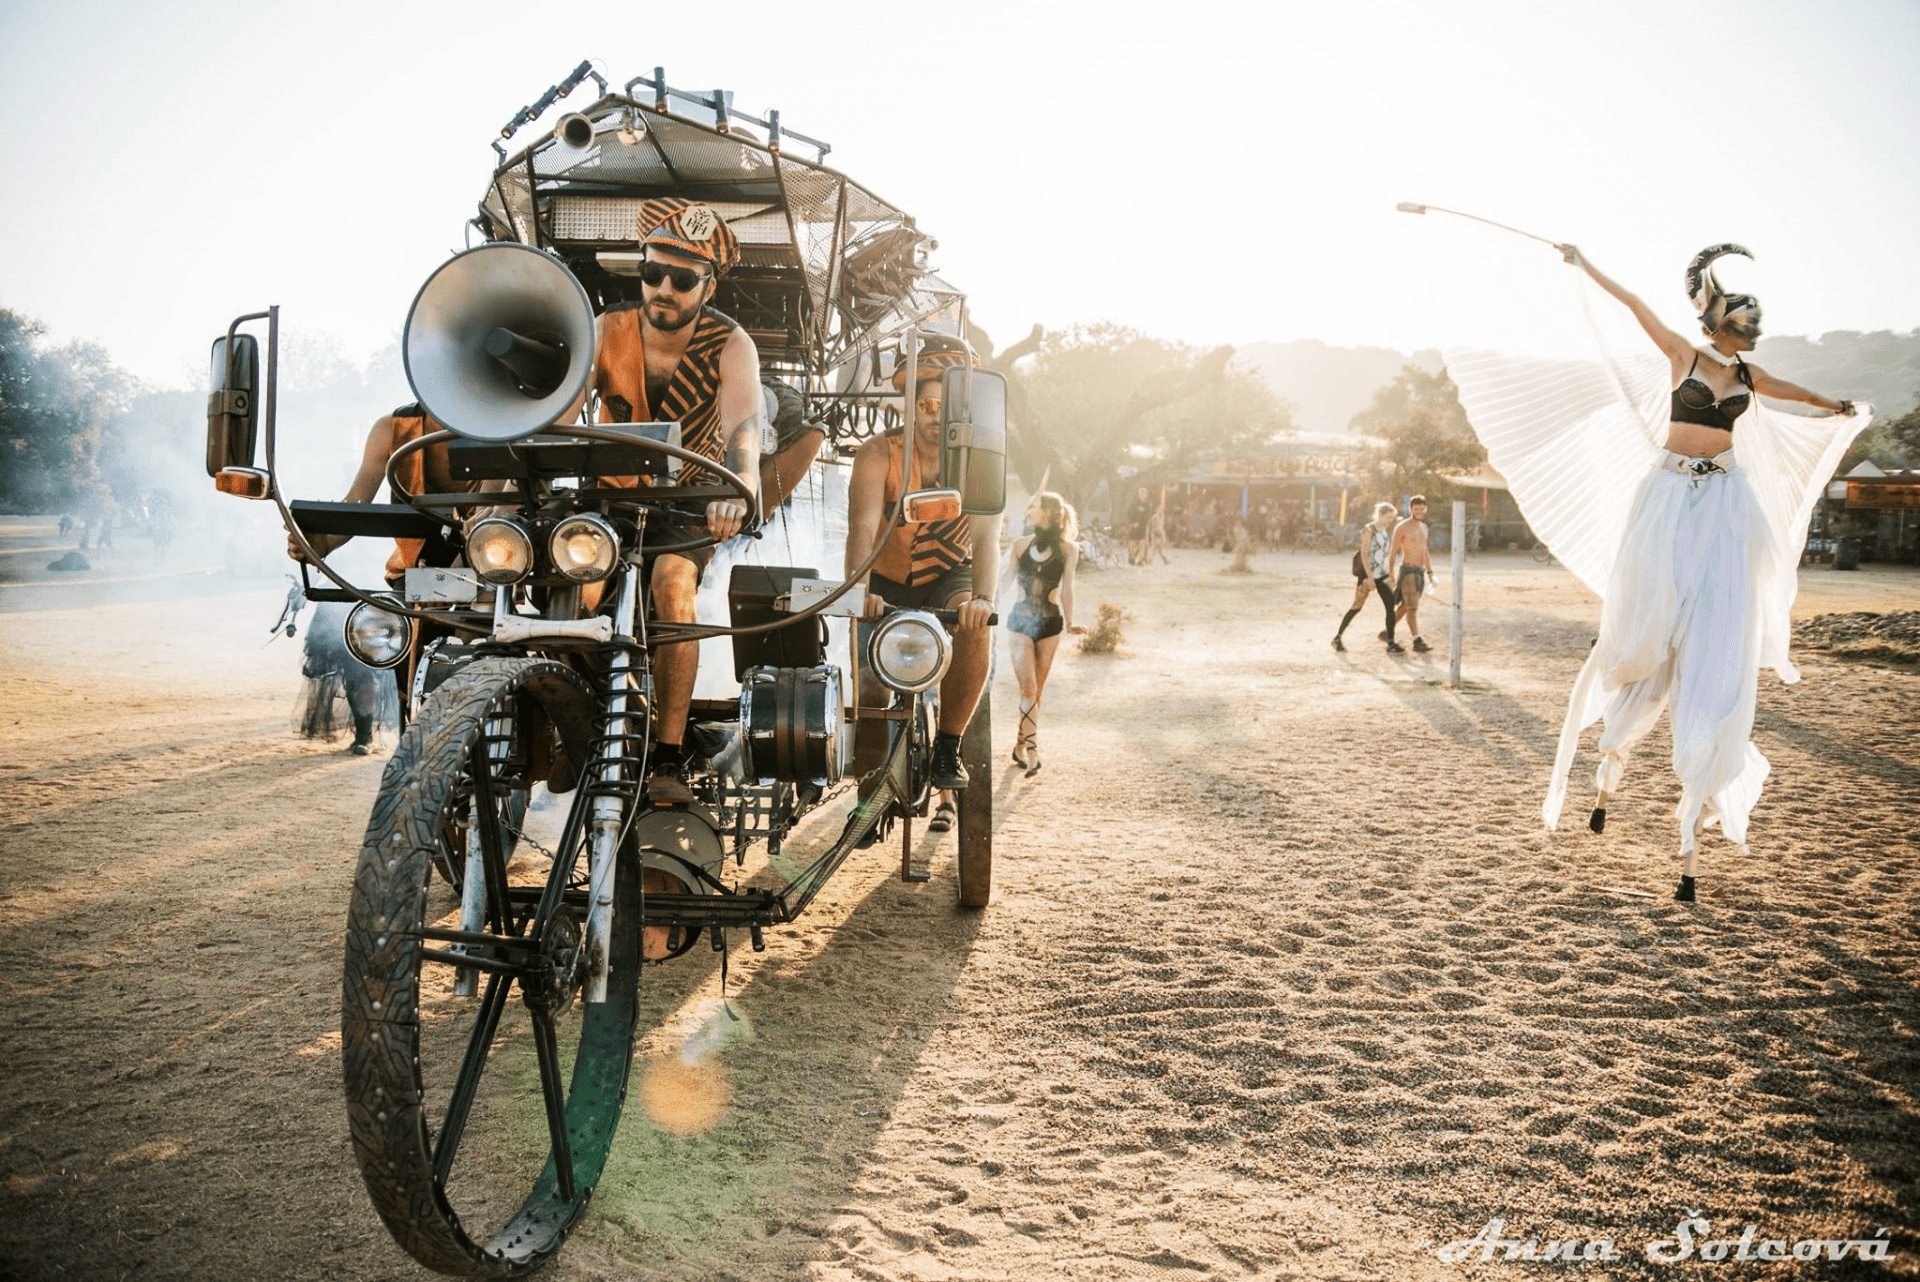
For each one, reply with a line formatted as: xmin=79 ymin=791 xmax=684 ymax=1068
xmin=1386 ymin=641 xmax=1406 ymax=654
xmin=931 ymin=736 xmax=969 ymax=790
xmin=1412 ymin=637 xmax=1432 ymax=653
xmin=1331 ymin=636 xmax=1346 ymax=652
xmin=350 ymin=742 xmax=371 ymax=756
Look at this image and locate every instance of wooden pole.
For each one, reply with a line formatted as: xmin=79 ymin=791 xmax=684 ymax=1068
xmin=1449 ymin=499 xmax=1465 ymax=686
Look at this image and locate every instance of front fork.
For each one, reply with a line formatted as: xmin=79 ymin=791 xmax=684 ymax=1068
xmin=454 ymin=589 xmax=521 ymax=996
xmin=584 ymin=564 xmax=644 ymax=1003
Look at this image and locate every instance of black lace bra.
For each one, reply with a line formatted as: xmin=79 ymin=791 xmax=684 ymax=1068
xmin=1670 ymin=352 xmax=1752 ymax=432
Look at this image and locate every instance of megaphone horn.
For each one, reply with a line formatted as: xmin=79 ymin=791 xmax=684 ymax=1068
xmin=554 ymin=113 xmax=595 ymax=149
xmin=403 ymin=243 xmax=598 ymax=443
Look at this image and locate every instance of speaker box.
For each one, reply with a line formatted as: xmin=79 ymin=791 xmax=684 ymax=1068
xmin=727 ymin=565 xmax=826 ymax=681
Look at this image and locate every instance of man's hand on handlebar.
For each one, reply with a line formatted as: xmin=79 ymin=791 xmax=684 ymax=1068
xmin=861 ymin=586 xmax=889 ymax=620
xmin=953 ymin=597 xmax=995 ymax=632
xmin=288 ymin=530 xmax=340 ymax=562
xmin=706 ymin=498 xmax=749 ymax=542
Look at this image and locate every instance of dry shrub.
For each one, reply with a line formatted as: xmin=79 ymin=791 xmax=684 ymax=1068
xmin=1794 ymin=610 xmax=1920 ymax=664
xmin=1079 ymin=602 xmax=1131 ymax=655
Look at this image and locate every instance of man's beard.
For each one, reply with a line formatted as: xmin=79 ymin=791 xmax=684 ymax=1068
xmin=646 ymin=297 xmax=700 ymax=332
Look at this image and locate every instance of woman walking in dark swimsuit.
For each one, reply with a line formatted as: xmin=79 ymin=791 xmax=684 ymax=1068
xmin=1003 ymin=492 xmax=1085 ymax=777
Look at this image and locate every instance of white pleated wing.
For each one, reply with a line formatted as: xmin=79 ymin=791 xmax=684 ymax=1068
xmin=1738 ymin=398 xmax=1871 ymax=679
xmin=1415 ymin=216 xmax=1871 ymax=645
xmin=1414 ymin=217 xmax=1666 ymax=599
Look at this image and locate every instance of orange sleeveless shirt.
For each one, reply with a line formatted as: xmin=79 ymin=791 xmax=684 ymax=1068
xmin=871 ymin=433 xmax=971 ymax=588
xmin=593 ymin=305 xmax=739 ymax=488
xmin=381 ymin=408 xmax=483 ymax=581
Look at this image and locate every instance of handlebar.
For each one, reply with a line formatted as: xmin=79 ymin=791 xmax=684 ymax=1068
xmin=905 ymin=605 xmax=998 ymax=629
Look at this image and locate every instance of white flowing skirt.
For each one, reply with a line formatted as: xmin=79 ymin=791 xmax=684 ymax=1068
xmin=1544 ymin=451 xmax=1773 ymax=848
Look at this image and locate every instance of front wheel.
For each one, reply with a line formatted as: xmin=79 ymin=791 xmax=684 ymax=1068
xmin=342 ymin=656 xmax=640 ymax=1277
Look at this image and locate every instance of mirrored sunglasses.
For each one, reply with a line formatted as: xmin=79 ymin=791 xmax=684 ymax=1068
xmin=639 ymin=261 xmax=712 ymax=292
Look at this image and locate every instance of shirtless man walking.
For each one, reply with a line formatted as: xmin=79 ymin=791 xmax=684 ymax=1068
xmin=1389 ymin=495 xmax=1437 ymax=654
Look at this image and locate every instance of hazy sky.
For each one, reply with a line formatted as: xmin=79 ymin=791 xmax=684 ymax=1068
xmin=2 ymin=0 xmax=1916 ymax=388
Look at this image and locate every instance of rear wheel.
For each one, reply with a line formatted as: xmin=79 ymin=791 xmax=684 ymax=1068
xmin=342 ymin=657 xmax=639 ymax=1277
xmin=956 ymin=699 xmax=992 ymax=908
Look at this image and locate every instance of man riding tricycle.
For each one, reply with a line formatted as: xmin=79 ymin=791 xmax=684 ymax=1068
xmin=204 ymin=62 xmax=1006 ymax=1277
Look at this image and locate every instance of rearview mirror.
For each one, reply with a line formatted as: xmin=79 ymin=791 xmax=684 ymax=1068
xmin=940 ymin=367 xmax=1007 ymax=515
xmin=901 ymin=488 xmax=963 ymax=524
xmin=206 ymin=333 xmax=259 ymax=477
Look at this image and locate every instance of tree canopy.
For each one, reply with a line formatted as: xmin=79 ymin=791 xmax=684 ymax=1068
xmin=1 ymin=309 xmax=134 ymax=513
xmin=1348 ymin=362 xmax=1485 ymax=497
xmin=1009 ymin=322 xmax=1293 ymax=509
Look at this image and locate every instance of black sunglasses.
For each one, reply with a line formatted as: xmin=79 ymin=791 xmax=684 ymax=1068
xmin=639 ymin=260 xmax=712 ymax=292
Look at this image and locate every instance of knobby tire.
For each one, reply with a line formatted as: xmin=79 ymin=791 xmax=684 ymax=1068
xmin=341 ymin=656 xmax=640 ymax=1277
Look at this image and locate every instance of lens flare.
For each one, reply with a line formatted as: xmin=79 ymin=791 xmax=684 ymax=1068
xmin=640 ymin=998 xmax=751 ymax=1136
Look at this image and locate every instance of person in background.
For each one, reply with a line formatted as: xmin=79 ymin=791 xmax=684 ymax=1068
xmin=1389 ymin=495 xmax=1437 ymax=654
xmin=1126 ymin=486 xmax=1153 ymax=565
xmin=1334 ymin=501 xmax=1401 ymax=653
xmin=1001 ymin=490 xmax=1086 ymax=780
xmin=296 ymin=601 xmax=396 ymax=756
xmin=1145 ymin=502 xmax=1170 ymax=565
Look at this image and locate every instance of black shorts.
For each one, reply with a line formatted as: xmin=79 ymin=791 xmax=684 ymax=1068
xmin=870 ymin=565 xmax=970 ymax=611
xmin=1007 ymin=603 xmax=1063 ymax=641
xmin=1352 ymin=551 xmax=1367 ymax=581
xmin=642 ymin=511 xmax=716 ymax=581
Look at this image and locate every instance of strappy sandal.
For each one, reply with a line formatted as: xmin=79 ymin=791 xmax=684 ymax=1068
xmin=929 ymin=800 xmax=956 ymax=833
xmin=1014 ymin=699 xmax=1040 ymax=773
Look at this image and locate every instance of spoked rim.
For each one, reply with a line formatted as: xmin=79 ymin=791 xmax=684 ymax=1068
xmin=343 ymin=657 xmax=638 ymax=1278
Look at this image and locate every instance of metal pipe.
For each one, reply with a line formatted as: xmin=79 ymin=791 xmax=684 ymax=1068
xmin=900 ymin=328 xmax=920 ymax=502
xmin=584 ymin=563 xmax=642 ymax=1003
xmin=1397 ymin=200 xmax=1560 ymax=249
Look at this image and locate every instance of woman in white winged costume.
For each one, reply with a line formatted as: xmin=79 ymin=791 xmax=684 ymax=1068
xmin=1427 ymin=226 xmax=1869 ymax=902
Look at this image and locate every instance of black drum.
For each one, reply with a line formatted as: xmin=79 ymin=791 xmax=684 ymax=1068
xmin=739 ymin=664 xmax=844 ymax=786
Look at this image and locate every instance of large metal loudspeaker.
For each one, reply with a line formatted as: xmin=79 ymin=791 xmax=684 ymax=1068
xmin=403 ymin=242 xmax=597 ymax=443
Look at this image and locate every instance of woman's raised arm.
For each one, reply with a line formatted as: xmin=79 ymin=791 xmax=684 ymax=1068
xmin=1557 ymin=245 xmax=1695 ymax=367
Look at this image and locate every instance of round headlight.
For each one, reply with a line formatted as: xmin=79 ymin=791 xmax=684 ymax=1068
xmin=467 ymin=517 xmax=533 ymax=584
xmin=344 ymin=601 xmax=414 ymax=670
xmin=548 ymin=513 xmax=619 ymax=582
xmin=868 ymin=610 xmax=950 ymax=693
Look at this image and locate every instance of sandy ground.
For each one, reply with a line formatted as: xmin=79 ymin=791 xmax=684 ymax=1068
xmin=2 ymin=514 xmax=1917 ymax=1281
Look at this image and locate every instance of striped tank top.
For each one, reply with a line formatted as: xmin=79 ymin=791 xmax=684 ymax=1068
xmin=871 ymin=432 xmax=971 ymax=587
xmin=594 ymin=304 xmax=739 ymax=487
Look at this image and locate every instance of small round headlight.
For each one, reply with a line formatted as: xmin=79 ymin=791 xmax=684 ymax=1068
xmin=548 ymin=513 xmax=619 ymax=582
xmin=467 ymin=517 xmax=534 ymax=584
xmin=868 ymin=610 xmax=950 ymax=693
xmin=344 ymin=601 xmax=414 ymax=670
